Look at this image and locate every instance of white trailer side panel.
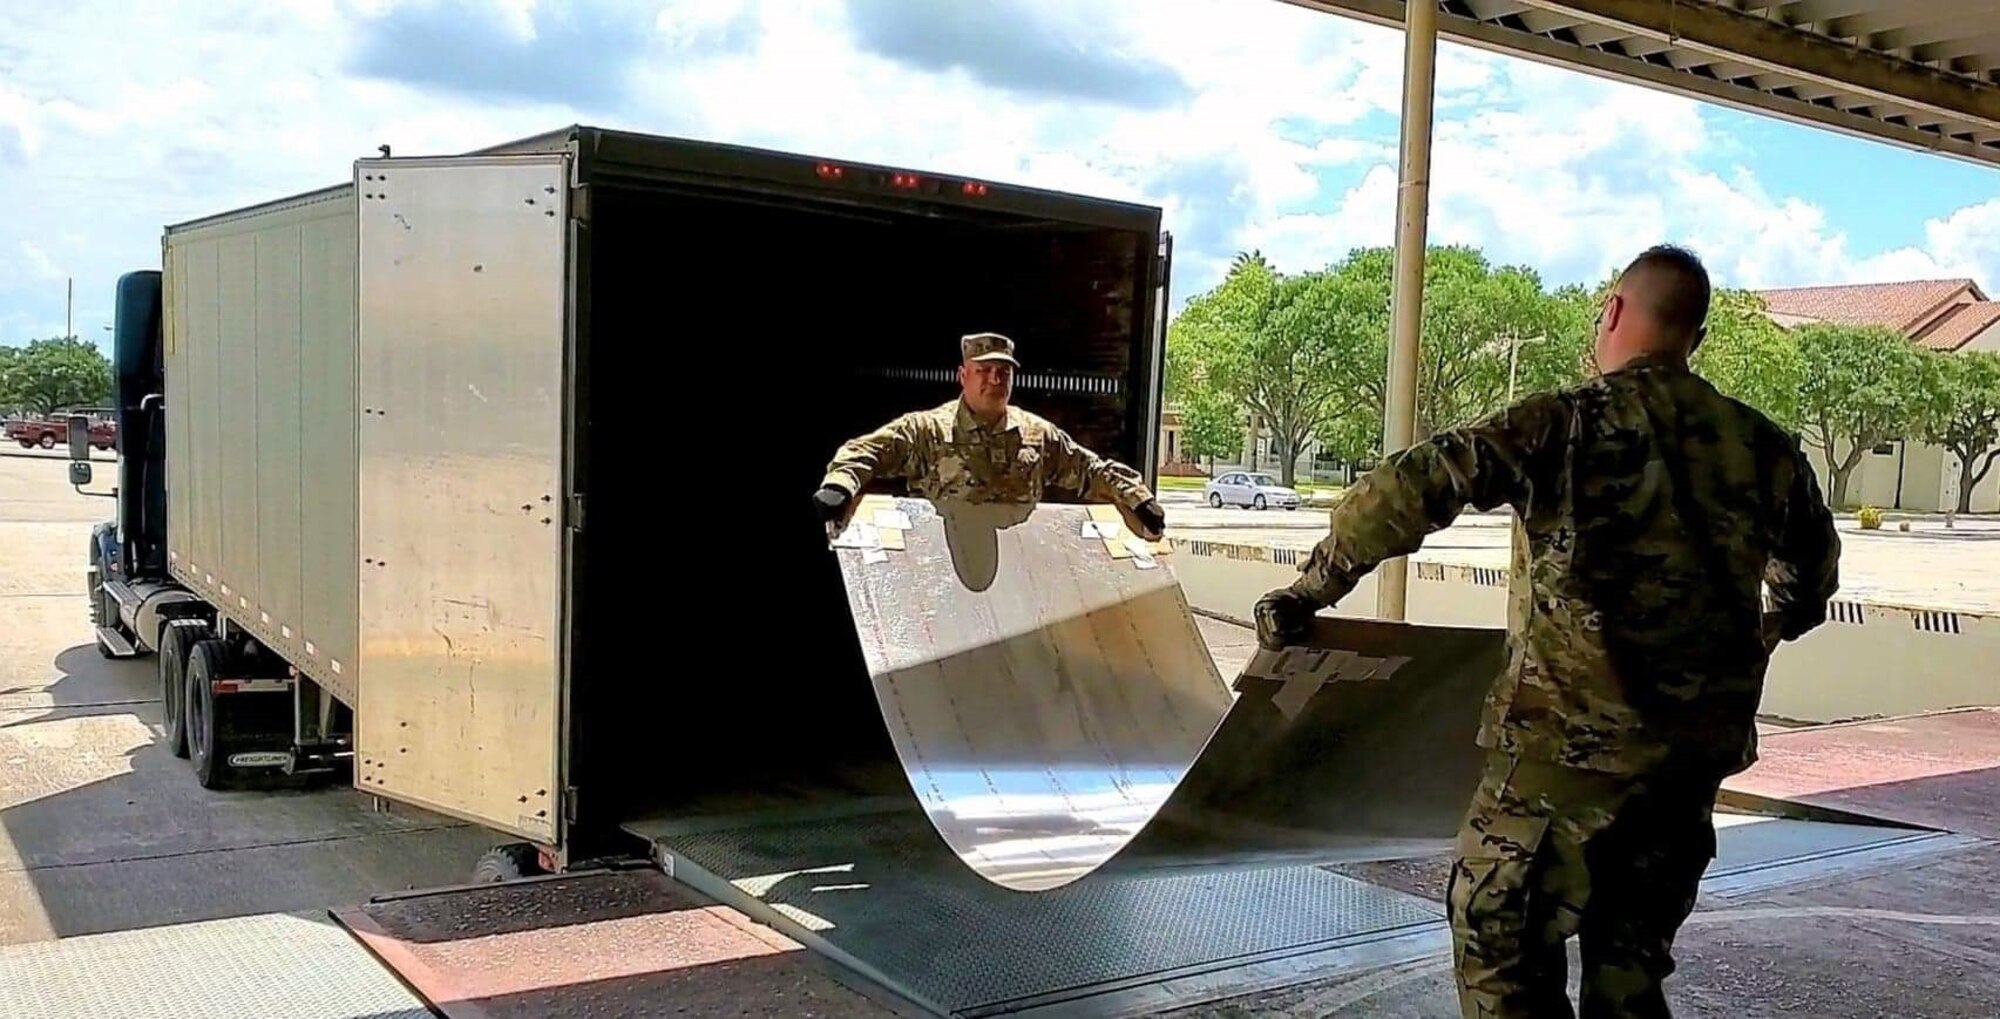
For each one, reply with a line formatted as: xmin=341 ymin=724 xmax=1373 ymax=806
xmin=353 ymin=155 xmax=570 ymax=844
xmin=164 ymin=189 xmax=360 ymax=706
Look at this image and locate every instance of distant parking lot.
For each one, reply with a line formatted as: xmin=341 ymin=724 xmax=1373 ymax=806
xmin=1157 ymin=486 xmax=2000 ymax=615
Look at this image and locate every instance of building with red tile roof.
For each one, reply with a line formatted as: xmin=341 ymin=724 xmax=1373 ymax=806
xmin=1752 ymin=278 xmax=2000 ymax=514
xmin=1755 ymin=279 xmax=2000 ymax=353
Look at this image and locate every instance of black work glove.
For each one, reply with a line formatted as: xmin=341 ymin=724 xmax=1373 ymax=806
xmin=1253 ymin=589 xmax=1320 ymax=651
xmin=1131 ymin=499 xmax=1166 ymax=539
xmin=812 ymin=485 xmax=851 ymax=524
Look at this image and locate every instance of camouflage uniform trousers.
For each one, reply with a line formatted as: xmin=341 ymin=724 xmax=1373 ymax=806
xmin=1448 ymin=751 xmax=1723 ymax=1019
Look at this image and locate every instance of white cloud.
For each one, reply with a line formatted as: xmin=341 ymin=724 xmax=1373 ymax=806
xmin=2 ymin=0 xmax=1999 ymax=344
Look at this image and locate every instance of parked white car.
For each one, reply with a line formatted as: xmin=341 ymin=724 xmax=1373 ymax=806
xmin=1202 ymin=472 xmax=1301 ymax=510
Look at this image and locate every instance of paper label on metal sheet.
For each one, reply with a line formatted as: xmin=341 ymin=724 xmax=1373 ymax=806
xmin=1123 ymin=536 xmax=1158 ymax=567
xmin=830 ymin=521 xmax=882 ymax=550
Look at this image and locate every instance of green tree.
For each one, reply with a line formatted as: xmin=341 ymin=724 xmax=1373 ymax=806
xmin=1164 ymin=323 xmax=1242 ymax=472
xmin=1176 ymin=390 xmax=1241 ymax=472
xmin=1314 ymin=245 xmax=1592 ymax=444
xmin=1693 ymin=290 xmax=1804 ymax=430
xmin=1795 ymin=323 xmax=1928 ymax=508
xmin=1914 ymin=350 xmax=2000 ymax=515
xmin=1170 ymin=258 xmax=1362 ymax=486
xmin=0 ymin=345 xmax=18 ymax=416
xmin=0 ymin=337 xmax=113 ymax=417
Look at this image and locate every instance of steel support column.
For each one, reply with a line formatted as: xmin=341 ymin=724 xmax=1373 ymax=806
xmin=1376 ymin=0 xmax=1438 ymax=622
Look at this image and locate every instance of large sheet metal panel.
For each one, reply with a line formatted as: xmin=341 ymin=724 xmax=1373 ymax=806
xmin=355 ymin=155 xmax=571 ymax=843
xmin=162 ymin=194 xmax=358 ymax=702
xmin=834 ymin=497 xmax=1499 ymax=891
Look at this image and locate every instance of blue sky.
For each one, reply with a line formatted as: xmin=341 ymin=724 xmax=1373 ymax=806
xmin=3 ymin=0 xmax=1998 ymax=350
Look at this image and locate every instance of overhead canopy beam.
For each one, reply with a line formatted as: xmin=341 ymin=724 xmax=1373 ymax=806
xmin=1518 ymin=0 xmax=2000 ymax=126
xmin=1281 ymin=1 xmax=2000 ymax=168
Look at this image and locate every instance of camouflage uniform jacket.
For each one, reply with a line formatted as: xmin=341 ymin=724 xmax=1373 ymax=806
xmin=1288 ymin=356 xmax=1840 ymax=776
xmin=821 ymin=399 xmax=1155 ymax=509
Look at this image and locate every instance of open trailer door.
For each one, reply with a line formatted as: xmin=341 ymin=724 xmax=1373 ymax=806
xmin=1142 ymin=231 xmax=1173 ymax=487
xmin=353 ymin=153 xmax=573 ymax=844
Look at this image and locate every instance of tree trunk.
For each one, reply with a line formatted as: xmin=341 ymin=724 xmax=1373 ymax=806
xmin=1830 ymin=444 xmax=1867 ymax=509
xmin=1962 ymin=448 xmax=2000 ymax=514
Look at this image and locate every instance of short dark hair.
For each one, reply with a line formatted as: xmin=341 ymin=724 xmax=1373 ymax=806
xmin=1619 ymin=244 xmax=1711 ymax=341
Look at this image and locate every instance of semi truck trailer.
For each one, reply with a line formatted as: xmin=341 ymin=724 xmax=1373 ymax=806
xmin=78 ymin=124 xmax=1172 ymax=873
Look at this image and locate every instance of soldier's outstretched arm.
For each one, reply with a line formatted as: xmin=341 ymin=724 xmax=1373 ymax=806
xmin=820 ymin=415 xmax=919 ymax=496
xmin=1288 ymin=394 xmax=1568 ymax=607
xmin=1764 ymin=446 xmax=1841 ymax=642
xmin=1043 ymin=426 xmax=1154 ymax=510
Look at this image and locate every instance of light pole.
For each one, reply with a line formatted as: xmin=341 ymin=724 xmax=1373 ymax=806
xmin=1505 ymin=334 xmax=1548 ymax=405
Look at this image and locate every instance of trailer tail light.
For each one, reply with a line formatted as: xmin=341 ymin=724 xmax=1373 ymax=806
xmin=815 ymin=162 xmax=844 ymax=180
xmin=962 ymin=181 xmax=989 ymax=197
xmin=890 ymin=172 xmax=921 ymax=189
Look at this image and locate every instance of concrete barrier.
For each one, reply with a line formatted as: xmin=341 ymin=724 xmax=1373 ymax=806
xmin=1172 ymin=538 xmax=2000 ymax=724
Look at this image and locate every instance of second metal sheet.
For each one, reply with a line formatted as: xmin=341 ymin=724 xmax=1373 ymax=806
xmin=834 ymin=496 xmax=1502 ymax=891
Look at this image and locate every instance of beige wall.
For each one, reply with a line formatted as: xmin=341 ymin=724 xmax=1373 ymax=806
xmin=1174 ymin=539 xmax=2000 ymax=725
xmin=1962 ymin=321 xmax=2000 ymax=353
xmin=1803 ymin=436 xmax=1999 ymax=513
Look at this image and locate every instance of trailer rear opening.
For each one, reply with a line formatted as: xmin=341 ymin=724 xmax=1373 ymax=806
xmin=573 ymin=151 xmax=1168 ymax=855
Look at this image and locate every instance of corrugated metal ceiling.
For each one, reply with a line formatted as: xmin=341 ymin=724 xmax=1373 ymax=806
xmin=1284 ymin=1 xmax=2000 ymax=169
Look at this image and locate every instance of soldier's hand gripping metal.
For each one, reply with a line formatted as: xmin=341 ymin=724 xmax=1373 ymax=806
xmin=1253 ymin=589 xmax=1319 ymax=650
xmin=813 ymin=485 xmax=851 ymax=539
xmin=1131 ymin=499 xmax=1167 ymax=541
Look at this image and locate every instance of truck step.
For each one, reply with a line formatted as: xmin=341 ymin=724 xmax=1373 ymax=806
xmin=94 ymin=626 xmax=137 ymax=657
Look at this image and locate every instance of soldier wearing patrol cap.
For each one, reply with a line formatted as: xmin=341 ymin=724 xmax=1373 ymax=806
xmin=1254 ymin=244 xmax=1840 ymax=1019
xmin=813 ymin=331 xmax=1166 ymax=537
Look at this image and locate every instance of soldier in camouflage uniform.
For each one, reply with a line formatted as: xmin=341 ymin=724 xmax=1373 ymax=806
xmin=813 ymin=332 xmax=1167 ymax=538
xmin=1255 ymin=245 xmax=1840 ymax=1019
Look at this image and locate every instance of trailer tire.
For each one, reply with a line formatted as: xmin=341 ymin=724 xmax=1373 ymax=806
xmin=471 ymin=843 xmax=546 ymax=884
xmin=185 ymin=640 xmax=239 ymax=789
xmin=157 ymin=619 xmax=207 ymax=759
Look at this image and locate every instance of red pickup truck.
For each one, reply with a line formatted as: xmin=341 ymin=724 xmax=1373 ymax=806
xmin=5 ymin=412 xmax=116 ymax=451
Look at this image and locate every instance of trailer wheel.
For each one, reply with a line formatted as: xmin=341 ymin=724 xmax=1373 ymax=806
xmin=185 ymin=639 xmax=240 ymax=789
xmin=471 ymin=844 xmax=546 ymax=884
xmin=157 ymin=619 xmax=208 ymax=759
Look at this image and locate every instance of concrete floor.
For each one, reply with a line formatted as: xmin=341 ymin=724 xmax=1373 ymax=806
xmin=1157 ymin=488 xmax=2000 ymax=615
xmin=0 ymin=453 xmax=495 ymax=945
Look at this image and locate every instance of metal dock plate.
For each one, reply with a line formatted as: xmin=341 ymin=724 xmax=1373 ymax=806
xmin=832 ymin=497 xmax=1502 ymax=891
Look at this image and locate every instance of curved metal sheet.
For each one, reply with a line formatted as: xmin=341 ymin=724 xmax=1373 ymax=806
xmin=834 ymin=496 xmax=1502 ymax=891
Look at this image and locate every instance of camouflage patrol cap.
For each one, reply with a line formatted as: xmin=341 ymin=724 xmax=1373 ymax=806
xmin=960 ymin=332 xmax=1019 ymax=366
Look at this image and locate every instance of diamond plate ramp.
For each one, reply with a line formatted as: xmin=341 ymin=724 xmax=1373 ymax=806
xmin=832 ymin=497 xmax=1500 ymax=891
xmin=638 ymin=807 xmax=1445 ymax=1018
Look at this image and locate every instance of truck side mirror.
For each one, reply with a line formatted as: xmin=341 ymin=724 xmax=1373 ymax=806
xmin=69 ymin=461 xmax=93 ymax=487
xmin=66 ymin=414 xmax=91 ymax=462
